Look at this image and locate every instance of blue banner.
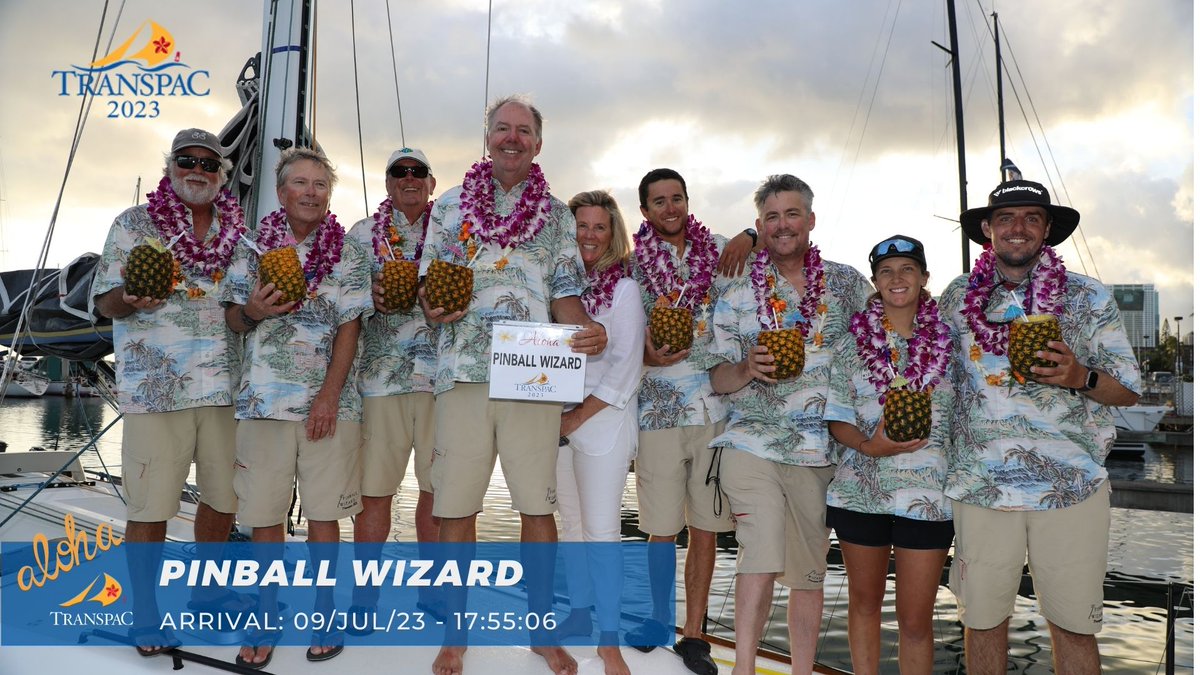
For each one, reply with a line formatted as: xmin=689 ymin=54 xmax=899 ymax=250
xmin=2 ymin=533 xmax=676 ymax=648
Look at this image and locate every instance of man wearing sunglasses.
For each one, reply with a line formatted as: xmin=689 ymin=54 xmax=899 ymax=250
xmin=92 ymin=128 xmax=248 ymax=656
xmin=939 ymin=179 xmax=1139 ymax=674
xmin=345 ymin=147 xmax=442 ymax=626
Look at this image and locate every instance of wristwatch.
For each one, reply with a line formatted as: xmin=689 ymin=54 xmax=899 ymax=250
xmin=742 ymin=227 xmax=758 ymax=247
xmin=1072 ymin=368 xmax=1099 ymax=394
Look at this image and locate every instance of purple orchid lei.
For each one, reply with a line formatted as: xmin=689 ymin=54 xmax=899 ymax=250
xmin=633 ymin=215 xmax=718 ymax=310
xmin=750 ymin=245 xmax=824 ymax=334
xmin=962 ymin=243 xmax=1067 ymax=355
xmin=460 ymin=159 xmax=552 ymax=249
xmin=851 ymin=294 xmax=952 ymax=403
xmin=146 ymin=176 xmax=245 ymax=279
xmin=257 ymin=208 xmax=344 ymax=305
xmin=370 ymin=198 xmax=432 ymax=264
xmin=582 ymin=261 xmax=627 ymax=316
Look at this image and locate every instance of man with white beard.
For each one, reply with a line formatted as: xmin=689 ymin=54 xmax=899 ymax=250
xmin=93 ymin=128 xmax=249 ymax=656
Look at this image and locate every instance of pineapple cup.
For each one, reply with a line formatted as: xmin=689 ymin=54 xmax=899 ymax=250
xmin=649 ymin=306 xmax=695 ymax=352
xmin=882 ymin=389 xmax=933 ymax=442
xmin=756 ymin=328 xmax=805 ymax=380
xmin=425 ymin=259 xmax=474 ymax=313
xmin=1008 ymin=314 xmax=1063 ymax=382
xmin=124 ymin=243 xmax=176 ymax=300
xmin=380 ymin=260 xmax=419 ymax=312
xmin=259 ymin=246 xmax=307 ymax=305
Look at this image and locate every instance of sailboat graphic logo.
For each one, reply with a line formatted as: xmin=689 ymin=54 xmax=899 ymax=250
xmin=50 ymin=18 xmax=211 ymax=112
xmin=60 ymin=572 xmax=123 ymax=608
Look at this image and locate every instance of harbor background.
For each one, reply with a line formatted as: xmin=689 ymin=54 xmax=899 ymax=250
xmin=0 ymin=395 xmax=1192 ymax=673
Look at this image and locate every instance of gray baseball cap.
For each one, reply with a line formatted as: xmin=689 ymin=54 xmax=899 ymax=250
xmin=171 ymin=128 xmax=223 ymax=156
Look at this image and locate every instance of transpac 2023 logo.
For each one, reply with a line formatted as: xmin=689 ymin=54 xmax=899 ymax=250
xmin=50 ymin=19 xmax=210 ymax=120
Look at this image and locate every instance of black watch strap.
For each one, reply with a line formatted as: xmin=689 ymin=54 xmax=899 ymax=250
xmin=742 ymin=227 xmax=758 ymax=246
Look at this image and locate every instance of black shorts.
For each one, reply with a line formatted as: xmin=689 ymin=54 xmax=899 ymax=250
xmin=826 ymin=505 xmax=954 ymax=550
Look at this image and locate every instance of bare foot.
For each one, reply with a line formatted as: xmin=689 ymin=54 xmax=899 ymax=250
xmin=433 ymin=645 xmax=467 ymax=675
xmin=597 ymin=645 xmax=631 ymax=675
xmin=236 ymin=644 xmax=272 ymax=666
xmin=531 ymin=645 xmax=578 ymax=675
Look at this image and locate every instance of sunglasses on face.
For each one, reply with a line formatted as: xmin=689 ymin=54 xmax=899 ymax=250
xmin=174 ymin=155 xmax=222 ymax=173
xmin=388 ymin=165 xmax=430 ymax=179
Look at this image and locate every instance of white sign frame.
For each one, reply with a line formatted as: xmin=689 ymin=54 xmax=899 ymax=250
xmin=488 ymin=320 xmax=586 ymax=403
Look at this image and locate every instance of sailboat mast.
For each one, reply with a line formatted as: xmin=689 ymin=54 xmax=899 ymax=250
xmin=995 ymin=12 xmax=1006 ymax=181
xmin=946 ymin=0 xmax=969 ymax=273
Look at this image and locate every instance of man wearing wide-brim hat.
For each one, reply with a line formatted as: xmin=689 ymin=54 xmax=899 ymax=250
xmin=938 ymin=179 xmax=1139 ymax=673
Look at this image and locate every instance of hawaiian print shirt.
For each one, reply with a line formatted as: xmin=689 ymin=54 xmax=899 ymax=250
xmin=824 ymin=332 xmax=955 ymax=521
xmin=222 ymin=223 xmax=372 ymax=422
xmin=418 ymin=180 xmax=584 ymax=396
xmin=347 ymin=208 xmax=437 ymax=397
xmin=92 ymin=204 xmax=239 ymax=414
xmin=633 ymin=233 xmax=732 ymax=431
xmin=940 ymin=270 xmax=1140 ymax=511
xmin=708 ymin=258 xmax=870 ymax=465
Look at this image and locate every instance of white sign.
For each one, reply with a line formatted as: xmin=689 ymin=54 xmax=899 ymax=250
xmin=488 ymin=321 xmax=586 ymax=403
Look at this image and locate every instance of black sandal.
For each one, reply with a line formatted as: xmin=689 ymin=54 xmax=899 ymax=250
xmin=234 ymin=627 xmax=282 ymax=671
xmin=306 ymin=629 xmax=344 ymax=662
xmin=673 ymin=637 xmax=717 ymax=675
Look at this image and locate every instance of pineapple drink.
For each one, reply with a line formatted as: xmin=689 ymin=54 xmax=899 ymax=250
xmin=883 ymin=389 xmax=932 ymax=442
xmin=757 ymin=328 xmax=805 ymax=380
xmin=1008 ymin=314 xmax=1062 ymax=382
xmin=380 ymin=259 xmax=419 ymax=312
xmin=425 ymin=259 xmax=474 ymax=313
xmin=124 ymin=242 xmax=176 ymax=299
xmin=259 ymin=246 xmax=306 ymax=304
xmin=649 ymin=306 xmax=694 ymax=352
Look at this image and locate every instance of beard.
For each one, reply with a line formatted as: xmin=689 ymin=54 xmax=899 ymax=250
xmin=170 ymin=174 xmax=220 ymax=205
xmin=994 ymin=246 xmax=1042 ymax=271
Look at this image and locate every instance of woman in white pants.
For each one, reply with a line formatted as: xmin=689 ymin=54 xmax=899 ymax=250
xmin=556 ymin=190 xmax=645 ymax=675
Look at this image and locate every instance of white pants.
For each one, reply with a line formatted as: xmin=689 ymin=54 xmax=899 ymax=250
xmin=556 ymin=439 xmax=633 ymax=631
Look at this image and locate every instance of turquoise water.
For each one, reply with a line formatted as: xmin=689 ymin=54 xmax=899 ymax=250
xmin=0 ymin=395 xmax=1193 ymax=673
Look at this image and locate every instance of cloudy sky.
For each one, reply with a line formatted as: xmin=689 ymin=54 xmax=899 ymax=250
xmin=0 ymin=0 xmax=1192 ymax=337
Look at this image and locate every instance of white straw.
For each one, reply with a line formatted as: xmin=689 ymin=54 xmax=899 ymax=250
xmin=239 ymin=234 xmax=263 ymax=255
xmin=165 ymin=233 xmax=184 ymax=250
xmin=465 ymin=245 xmax=483 ymax=269
xmin=1009 ymin=291 xmax=1028 ymax=320
xmin=773 ymin=308 xmax=781 ymax=331
xmin=673 ymin=282 xmax=689 ymax=308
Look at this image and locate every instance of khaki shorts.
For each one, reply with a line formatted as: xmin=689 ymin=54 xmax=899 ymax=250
xmin=635 ymin=421 xmax=734 ymax=536
xmin=431 ymin=383 xmax=560 ymax=518
xmin=949 ymin=484 xmax=1110 ymax=634
xmin=233 ymin=419 xmax=363 ymax=527
xmin=361 ymin=393 xmax=435 ymax=496
xmin=122 ymin=407 xmax=237 ymax=521
xmin=719 ymin=448 xmax=833 ymax=589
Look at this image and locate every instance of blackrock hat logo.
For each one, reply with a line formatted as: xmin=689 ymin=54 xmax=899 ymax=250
xmin=993 ymin=184 xmax=1044 ymax=199
xmin=50 ymin=19 xmax=210 ymax=121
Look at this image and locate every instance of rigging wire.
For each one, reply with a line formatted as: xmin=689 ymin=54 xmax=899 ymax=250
xmin=385 ymin=0 xmax=406 ymax=147
xmin=348 ymin=0 xmax=369 ymax=218
xmin=310 ymin=0 xmax=319 ymax=146
xmin=483 ymin=0 xmax=494 ymax=154
xmin=2 ymin=0 xmax=125 ymax=401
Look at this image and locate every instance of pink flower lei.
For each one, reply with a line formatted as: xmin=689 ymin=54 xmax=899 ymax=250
xmin=750 ymin=246 xmax=824 ymax=334
xmin=460 ymin=159 xmax=553 ymax=249
xmin=145 ymin=176 xmax=245 ymax=279
xmin=582 ymin=262 xmax=627 ymax=315
xmin=256 ymin=208 xmax=344 ymax=305
xmin=850 ymin=294 xmax=953 ymax=403
xmin=633 ymin=215 xmax=718 ymax=310
xmin=370 ymin=198 xmax=432 ymax=264
xmin=962 ymin=244 xmax=1067 ymax=355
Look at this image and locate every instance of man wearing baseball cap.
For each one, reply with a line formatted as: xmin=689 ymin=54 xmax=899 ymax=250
xmin=91 ymin=127 xmax=247 ymax=655
xmin=345 ymin=146 xmax=441 ymax=626
xmin=938 ymin=179 xmax=1139 ymax=673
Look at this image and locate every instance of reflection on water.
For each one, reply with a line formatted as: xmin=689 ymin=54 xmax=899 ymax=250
xmin=1 ymin=397 xmax=1193 ymax=672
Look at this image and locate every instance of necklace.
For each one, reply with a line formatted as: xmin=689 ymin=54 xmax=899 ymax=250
xmin=257 ymin=208 xmax=344 ymax=305
xmin=371 ymin=198 xmax=432 ymax=264
xmin=459 ymin=159 xmax=552 ymax=257
xmin=962 ymin=244 xmax=1067 ymax=356
xmin=145 ymin=176 xmax=244 ymax=283
xmin=633 ymin=215 xmax=718 ymax=310
xmin=582 ymin=262 xmax=626 ymax=315
xmin=749 ymin=246 xmax=827 ymax=343
xmin=851 ymin=295 xmax=952 ymax=403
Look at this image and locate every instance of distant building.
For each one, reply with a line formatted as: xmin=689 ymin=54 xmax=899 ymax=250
xmin=1107 ymin=283 xmax=1159 ymax=362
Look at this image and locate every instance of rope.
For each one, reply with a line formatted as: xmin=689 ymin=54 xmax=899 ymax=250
xmin=348 ymin=0 xmax=369 ymax=218
xmin=385 ymin=0 xmax=406 ymax=146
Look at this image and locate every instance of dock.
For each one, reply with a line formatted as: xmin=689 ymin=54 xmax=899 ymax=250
xmin=1110 ymin=480 xmax=1193 ymax=513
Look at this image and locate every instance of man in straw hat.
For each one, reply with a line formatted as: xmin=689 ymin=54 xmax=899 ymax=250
xmin=938 ymin=179 xmax=1139 ymax=673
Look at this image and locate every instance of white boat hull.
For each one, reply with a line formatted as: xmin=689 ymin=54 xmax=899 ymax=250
xmin=1115 ymin=405 xmax=1169 ymax=433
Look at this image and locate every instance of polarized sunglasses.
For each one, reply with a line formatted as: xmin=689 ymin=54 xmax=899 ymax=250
xmin=872 ymin=237 xmax=919 ymax=258
xmin=388 ymin=165 xmax=430 ymax=179
xmin=174 ymin=155 xmax=222 ymax=173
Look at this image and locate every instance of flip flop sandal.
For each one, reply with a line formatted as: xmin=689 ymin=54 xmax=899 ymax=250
xmin=130 ymin=625 xmax=179 ymax=657
xmin=234 ymin=627 xmax=282 ymax=671
xmin=306 ymin=629 xmax=344 ymax=662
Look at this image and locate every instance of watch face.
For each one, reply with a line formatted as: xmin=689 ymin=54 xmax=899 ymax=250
xmin=1086 ymin=369 xmax=1100 ymax=390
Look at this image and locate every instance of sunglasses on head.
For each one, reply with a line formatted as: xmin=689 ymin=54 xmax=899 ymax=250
xmin=174 ymin=155 xmax=222 ymax=173
xmin=388 ymin=164 xmax=430 ymax=179
xmin=873 ymin=238 xmax=918 ymax=258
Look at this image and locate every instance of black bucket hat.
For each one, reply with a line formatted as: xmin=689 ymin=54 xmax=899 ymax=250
xmin=868 ymin=234 xmax=926 ymax=273
xmin=959 ymin=180 xmax=1080 ymax=246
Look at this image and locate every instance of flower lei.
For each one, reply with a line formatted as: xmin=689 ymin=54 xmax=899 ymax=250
xmin=459 ymin=159 xmax=553 ymax=258
xmin=582 ymin=262 xmax=626 ymax=315
xmin=256 ymin=208 xmax=344 ymax=304
xmin=633 ymin=215 xmax=718 ymax=310
xmin=146 ymin=176 xmax=245 ymax=282
xmin=962 ymin=244 xmax=1067 ymax=356
xmin=750 ymin=246 xmax=827 ymax=343
xmin=370 ymin=198 xmax=432 ymax=264
xmin=851 ymin=295 xmax=952 ymax=403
